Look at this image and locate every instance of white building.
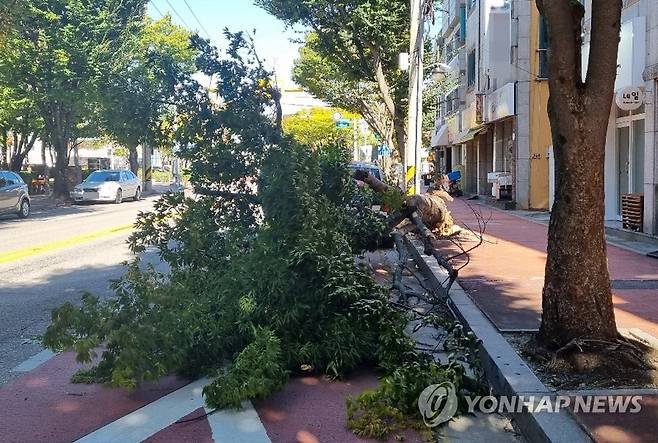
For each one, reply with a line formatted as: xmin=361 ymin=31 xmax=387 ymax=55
xmin=582 ymin=0 xmax=658 ymax=234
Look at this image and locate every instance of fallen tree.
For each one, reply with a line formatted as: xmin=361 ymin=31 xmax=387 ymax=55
xmin=353 ymin=169 xmax=455 ymax=236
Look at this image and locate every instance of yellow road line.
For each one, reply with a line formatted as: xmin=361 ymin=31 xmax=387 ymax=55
xmin=0 ymin=223 xmax=134 ymax=265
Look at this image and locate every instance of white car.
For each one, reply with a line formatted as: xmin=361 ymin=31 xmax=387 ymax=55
xmin=71 ymin=170 xmax=141 ymax=204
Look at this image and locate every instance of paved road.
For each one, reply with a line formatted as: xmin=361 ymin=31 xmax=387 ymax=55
xmin=0 ymin=195 xmax=165 ymax=386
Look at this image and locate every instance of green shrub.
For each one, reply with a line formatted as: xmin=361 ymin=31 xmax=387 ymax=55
xmin=42 ymin=32 xmax=481 ymax=441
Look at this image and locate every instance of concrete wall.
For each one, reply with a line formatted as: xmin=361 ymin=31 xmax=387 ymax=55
xmin=644 ymin=1 xmax=658 ymax=234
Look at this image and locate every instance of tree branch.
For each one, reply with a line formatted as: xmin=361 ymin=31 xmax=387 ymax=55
xmin=585 ymin=0 xmax=622 ymax=104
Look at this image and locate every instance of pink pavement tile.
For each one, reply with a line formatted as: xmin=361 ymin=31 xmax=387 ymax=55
xmin=572 ymin=395 xmax=658 ymax=443
xmin=440 ymin=199 xmax=658 ymax=337
xmin=144 ymin=408 xmax=213 ymax=443
xmin=0 ymin=351 xmax=189 ymax=443
xmin=254 ymin=371 xmax=423 ymax=443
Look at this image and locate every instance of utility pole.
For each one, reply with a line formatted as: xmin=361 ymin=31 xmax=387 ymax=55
xmin=406 ymin=0 xmax=424 ymax=194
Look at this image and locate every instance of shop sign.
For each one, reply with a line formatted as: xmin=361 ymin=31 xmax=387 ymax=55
xmin=485 ymin=82 xmax=515 ymax=122
xmin=616 ymin=86 xmax=644 ymax=111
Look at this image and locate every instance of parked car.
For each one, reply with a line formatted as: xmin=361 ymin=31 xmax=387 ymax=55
xmin=0 ymin=170 xmax=30 ymax=218
xmin=348 ymin=161 xmax=384 ymax=181
xmin=71 ymin=169 xmax=141 ymax=204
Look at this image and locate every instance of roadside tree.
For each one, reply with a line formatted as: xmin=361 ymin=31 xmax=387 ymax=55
xmin=283 ymin=107 xmax=359 ymax=151
xmin=0 ymin=0 xmax=147 ymax=198
xmin=293 ymin=35 xmax=397 ymax=155
xmin=100 ymin=16 xmax=196 ymax=174
xmin=257 ymin=0 xmax=410 ymax=160
xmin=536 ymin=0 xmax=622 ymax=347
xmin=0 ymin=87 xmax=43 ymax=171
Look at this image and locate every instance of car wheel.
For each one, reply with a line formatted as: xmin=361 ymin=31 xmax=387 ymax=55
xmin=114 ymin=189 xmax=123 ymax=204
xmin=18 ymin=199 xmax=30 ymax=219
xmin=134 ymin=187 xmax=141 ymax=201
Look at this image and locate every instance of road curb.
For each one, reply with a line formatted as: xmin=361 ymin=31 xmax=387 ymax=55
xmin=406 ymin=238 xmax=592 ymax=443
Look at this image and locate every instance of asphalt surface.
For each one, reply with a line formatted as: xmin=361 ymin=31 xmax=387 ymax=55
xmin=0 ymin=194 xmax=166 ymax=386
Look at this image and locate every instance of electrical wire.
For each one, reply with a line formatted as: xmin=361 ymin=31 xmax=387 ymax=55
xmin=164 ymin=0 xmax=192 ymax=30
xmin=182 ymin=0 xmax=211 ymax=38
xmin=149 ymin=0 xmax=165 ymax=18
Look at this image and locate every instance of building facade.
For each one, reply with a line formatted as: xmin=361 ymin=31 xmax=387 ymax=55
xmin=432 ymin=0 xmax=552 ymax=210
xmin=580 ymin=0 xmax=658 ymax=235
xmin=432 ymin=0 xmax=658 ymax=234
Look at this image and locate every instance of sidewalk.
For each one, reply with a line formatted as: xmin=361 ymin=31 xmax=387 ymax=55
xmin=0 ymin=350 xmax=402 ymax=443
xmin=440 ymin=198 xmax=658 ymax=443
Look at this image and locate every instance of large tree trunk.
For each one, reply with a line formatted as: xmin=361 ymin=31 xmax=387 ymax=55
xmin=0 ymin=130 xmax=7 ymax=169
xmin=9 ymin=150 xmax=26 ymax=171
xmin=8 ymin=132 xmax=38 ymax=171
xmin=537 ymin=0 xmax=622 ymax=348
xmin=372 ymin=45 xmax=407 ymax=161
xmin=128 ymin=145 xmax=139 ymax=174
xmin=51 ymin=137 xmax=70 ymax=199
xmin=43 ymin=103 xmax=73 ymax=199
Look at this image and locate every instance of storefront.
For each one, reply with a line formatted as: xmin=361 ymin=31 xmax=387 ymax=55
xmin=485 ymin=82 xmax=516 ymax=201
xmin=595 ymin=12 xmax=651 ymax=232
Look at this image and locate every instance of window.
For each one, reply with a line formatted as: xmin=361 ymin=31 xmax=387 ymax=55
xmin=538 ymin=16 xmax=549 ymax=79
xmin=459 ymin=5 xmax=466 ymax=43
xmin=10 ymin=172 xmax=23 ymax=184
xmin=468 ymin=0 xmax=477 ymax=14
xmin=467 ymin=50 xmax=476 ymax=88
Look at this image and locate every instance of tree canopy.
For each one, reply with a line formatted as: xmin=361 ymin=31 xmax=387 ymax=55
xmin=282 ymin=106 xmax=359 ymax=151
xmin=99 ymin=15 xmax=197 ymax=173
xmin=0 ymin=0 xmax=148 ymax=196
xmin=293 ymin=34 xmax=395 ymax=153
xmin=257 ymin=0 xmax=409 ymax=160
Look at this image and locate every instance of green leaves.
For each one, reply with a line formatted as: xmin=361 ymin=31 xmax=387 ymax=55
xmin=42 ymin=31 xmax=405 ymax=422
xmin=203 ymin=328 xmax=288 ymax=409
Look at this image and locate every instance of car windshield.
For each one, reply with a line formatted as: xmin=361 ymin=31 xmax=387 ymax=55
xmin=86 ymin=171 xmax=120 ymax=182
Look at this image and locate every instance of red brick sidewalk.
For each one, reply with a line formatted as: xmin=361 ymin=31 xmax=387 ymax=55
xmin=441 ymin=198 xmax=658 ymax=443
xmin=441 ymin=198 xmax=658 ymax=337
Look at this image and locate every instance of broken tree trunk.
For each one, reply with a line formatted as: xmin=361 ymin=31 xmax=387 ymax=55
xmin=354 ymin=170 xmax=455 ymax=236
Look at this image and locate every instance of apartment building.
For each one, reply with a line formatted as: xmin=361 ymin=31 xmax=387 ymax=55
xmin=431 ymin=0 xmax=551 ymax=209
xmin=432 ymin=0 xmax=658 ymax=235
xmin=580 ymin=0 xmax=658 ymax=235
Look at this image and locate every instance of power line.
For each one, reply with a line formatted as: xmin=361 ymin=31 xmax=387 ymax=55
xmin=164 ymin=0 xmax=192 ymax=30
xmin=182 ymin=0 xmax=211 ymax=38
xmin=149 ymin=0 xmax=165 ymax=18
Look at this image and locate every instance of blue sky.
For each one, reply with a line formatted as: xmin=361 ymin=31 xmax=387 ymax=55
xmin=148 ymin=0 xmax=302 ymax=86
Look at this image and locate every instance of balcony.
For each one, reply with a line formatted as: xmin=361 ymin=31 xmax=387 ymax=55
xmin=442 ymin=0 xmax=462 ymax=35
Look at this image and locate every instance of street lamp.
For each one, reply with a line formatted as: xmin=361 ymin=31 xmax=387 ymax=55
xmin=429 ymin=62 xmax=453 ymax=81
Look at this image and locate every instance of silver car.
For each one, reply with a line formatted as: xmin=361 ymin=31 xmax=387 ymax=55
xmin=0 ymin=171 xmax=30 ymax=218
xmin=71 ymin=170 xmax=141 ymax=204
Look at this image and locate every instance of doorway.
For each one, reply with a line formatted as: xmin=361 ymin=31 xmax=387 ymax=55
xmin=615 ymin=114 xmax=645 ymax=215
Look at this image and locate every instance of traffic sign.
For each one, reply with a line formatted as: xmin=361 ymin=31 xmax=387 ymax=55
xmin=335 ymin=119 xmax=351 ymax=128
xmin=378 ymin=144 xmax=390 ymax=157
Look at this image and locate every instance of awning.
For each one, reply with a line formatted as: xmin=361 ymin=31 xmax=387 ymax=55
xmin=431 ymin=124 xmax=449 ymax=147
xmin=455 ymin=124 xmax=487 ymax=144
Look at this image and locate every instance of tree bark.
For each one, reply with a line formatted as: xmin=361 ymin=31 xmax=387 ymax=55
xmin=536 ymin=0 xmax=622 ymax=348
xmin=128 ymin=145 xmax=139 ymax=174
xmin=9 ymin=131 xmax=38 ymax=171
xmin=372 ymin=45 xmax=407 ymax=161
xmin=51 ymin=140 xmax=69 ymax=198
xmin=0 ymin=129 xmax=7 ymax=168
xmin=42 ymin=102 xmax=73 ymax=199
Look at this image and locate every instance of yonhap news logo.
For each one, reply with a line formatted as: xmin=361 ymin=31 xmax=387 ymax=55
xmin=418 ymin=382 xmax=642 ymax=428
